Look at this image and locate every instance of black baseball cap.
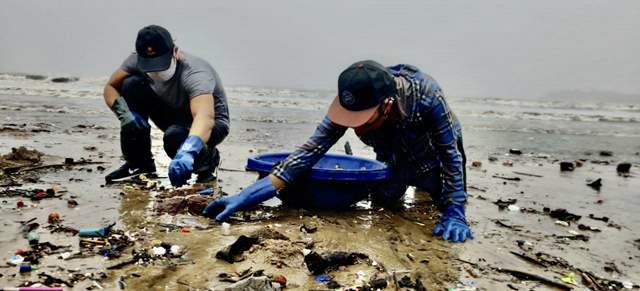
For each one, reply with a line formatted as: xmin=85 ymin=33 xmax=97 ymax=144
xmin=135 ymin=25 xmax=175 ymax=72
xmin=327 ymin=60 xmax=397 ymax=127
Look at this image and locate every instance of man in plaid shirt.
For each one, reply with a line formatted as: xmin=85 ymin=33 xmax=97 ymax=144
xmin=205 ymin=60 xmax=472 ymax=242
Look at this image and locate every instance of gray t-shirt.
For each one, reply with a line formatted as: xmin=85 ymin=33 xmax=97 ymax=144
xmin=121 ymin=52 xmax=229 ymax=124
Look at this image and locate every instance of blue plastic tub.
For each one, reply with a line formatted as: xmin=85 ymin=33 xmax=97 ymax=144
xmin=246 ymin=152 xmax=391 ymax=209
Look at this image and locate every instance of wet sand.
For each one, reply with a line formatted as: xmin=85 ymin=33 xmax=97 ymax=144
xmin=0 ymin=93 xmax=638 ymax=290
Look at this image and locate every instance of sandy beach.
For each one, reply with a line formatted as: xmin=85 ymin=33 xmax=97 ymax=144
xmin=0 ymin=84 xmax=638 ymax=291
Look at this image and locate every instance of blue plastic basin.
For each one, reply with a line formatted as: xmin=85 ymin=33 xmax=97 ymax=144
xmin=246 ymin=152 xmax=391 ymax=209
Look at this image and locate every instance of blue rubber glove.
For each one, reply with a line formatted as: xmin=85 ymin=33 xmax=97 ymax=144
xmin=202 ymin=176 xmax=277 ymax=221
xmin=110 ymin=96 xmax=149 ymax=133
xmin=433 ymin=203 xmax=473 ymax=242
xmin=168 ymin=135 xmax=205 ymax=187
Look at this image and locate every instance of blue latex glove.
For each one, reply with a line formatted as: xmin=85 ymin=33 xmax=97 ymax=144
xmin=168 ymin=135 xmax=205 ymax=187
xmin=202 ymin=176 xmax=277 ymax=221
xmin=111 ymin=96 xmax=149 ymax=133
xmin=433 ymin=203 xmax=473 ymax=242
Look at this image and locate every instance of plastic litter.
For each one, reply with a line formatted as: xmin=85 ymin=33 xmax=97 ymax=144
xmin=315 ymin=274 xmax=332 ymax=283
xmin=18 ymin=263 xmax=37 ymax=272
xmin=151 ymin=247 xmax=166 ymax=256
xmin=26 ymin=232 xmax=39 ymax=245
xmin=561 ymin=272 xmax=578 ymax=285
xmin=507 ymin=205 xmax=520 ymax=212
xmin=78 ymin=222 xmax=115 ymax=238
xmin=223 ymin=276 xmax=275 ymax=291
xmin=8 ymin=255 xmax=24 ymax=265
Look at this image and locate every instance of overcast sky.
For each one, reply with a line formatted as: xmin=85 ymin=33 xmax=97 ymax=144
xmin=1 ymin=1 xmax=639 ymax=99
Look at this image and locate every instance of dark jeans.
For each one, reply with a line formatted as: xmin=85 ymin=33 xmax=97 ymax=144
xmin=119 ymin=75 xmax=229 ymax=175
xmin=371 ymin=138 xmax=467 ymax=208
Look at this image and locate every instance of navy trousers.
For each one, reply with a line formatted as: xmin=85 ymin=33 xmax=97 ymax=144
xmin=119 ymin=75 xmax=229 ymax=175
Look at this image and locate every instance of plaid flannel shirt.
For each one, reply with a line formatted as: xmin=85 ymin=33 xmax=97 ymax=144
xmin=272 ymin=64 xmax=466 ymax=205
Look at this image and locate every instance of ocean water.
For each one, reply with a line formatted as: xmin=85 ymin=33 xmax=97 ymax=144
xmin=1 ymin=73 xmax=639 ymax=163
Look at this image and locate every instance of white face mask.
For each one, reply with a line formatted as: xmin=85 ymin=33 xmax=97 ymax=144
xmin=147 ymin=57 xmax=177 ymax=82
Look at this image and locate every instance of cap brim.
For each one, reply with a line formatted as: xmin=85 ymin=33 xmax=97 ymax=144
xmin=327 ymin=95 xmax=379 ymax=128
xmin=137 ymin=51 xmax=172 ymax=72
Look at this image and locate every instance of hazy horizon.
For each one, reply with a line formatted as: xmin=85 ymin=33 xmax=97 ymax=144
xmin=1 ymin=1 xmax=639 ymax=100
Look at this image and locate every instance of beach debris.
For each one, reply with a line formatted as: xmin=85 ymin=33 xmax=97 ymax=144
xmin=369 ymin=277 xmax=387 ymax=289
xmin=273 ymin=274 xmax=287 ymax=287
xmin=78 ymin=222 xmax=115 ymax=238
xmin=578 ymin=224 xmax=601 ymax=232
xmin=18 ymin=263 xmax=37 ymax=273
xmin=588 ymin=214 xmax=609 ymax=223
xmin=216 ymin=228 xmax=288 ymax=263
xmin=492 ymin=174 xmax=521 ymax=181
xmin=586 ymin=178 xmax=602 ymax=190
xmin=512 ymin=171 xmax=543 ymax=178
xmin=545 ymin=208 xmax=581 ymax=222
xmin=494 ymin=198 xmax=517 ymax=210
xmin=344 ymin=141 xmax=353 ymax=155
xmin=50 ymin=76 xmax=79 ymax=83
xmin=197 ymin=187 xmax=214 ymax=196
xmin=300 ymin=223 xmax=318 ymax=234
xmin=599 ymin=150 xmax=613 ymax=157
xmin=16 ymin=199 xmax=25 ymax=208
xmin=507 ymin=205 xmax=521 ymax=212
xmin=223 ymin=276 xmax=275 ymax=291
xmin=555 ymin=220 xmax=570 ymax=227
xmin=304 ymin=251 xmax=369 ymax=275
xmin=617 ymin=162 xmax=631 ymax=176
xmin=8 ymin=255 xmax=25 ymax=265
xmin=509 ymin=149 xmax=523 ymax=155
xmin=218 ymin=267 xmax=255 ymax=283
xmin=67 ymin=199 xmax=78 ymax=208
xmin=502 ymin=160 xmax=514 ymax=167
xmin=603 ymin=261 xmax=621 ymax=274
xmin=560 ymin=272 xmax=578 ymax=285
xmin=496 ymin=268 xmax=572 ymax=290
xmin=47 ymin=212 xmax=61 ymax=224
xmin=471 ymin=161 xmax=482 ymax=168
xmin=559 ymin=161 xmax=575 ymax=171
xmin=488 ymin=156 xmax=498 ymax=162
xmin=555 ymin=234 xmax=589 ymax=242
xmin=575 ymin=160 xmax=584 ymax=167
xmin=315 ymin=274 xmax=332 ymax=283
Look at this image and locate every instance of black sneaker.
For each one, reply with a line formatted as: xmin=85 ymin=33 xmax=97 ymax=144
xmin=105 ymin=161 xmax=156 ymax=183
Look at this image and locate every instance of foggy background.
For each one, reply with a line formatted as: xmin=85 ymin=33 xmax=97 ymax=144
xmin=1 ymin=0 xmax=639 ymax=100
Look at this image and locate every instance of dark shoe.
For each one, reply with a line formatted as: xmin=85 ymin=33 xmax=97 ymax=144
xmin=196 ymin=171 xmax=216 ymax=184
xmin=105 ymin=161 xmax=156 ymax=183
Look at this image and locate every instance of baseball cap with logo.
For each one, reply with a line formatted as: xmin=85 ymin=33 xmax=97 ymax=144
xmin=135 ymin=25 xmax=175 ymax=72
xmin=327 ymin=60 xmax=397 ymax=127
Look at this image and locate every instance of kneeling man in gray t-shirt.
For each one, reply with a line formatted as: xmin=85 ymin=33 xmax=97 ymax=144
xmin=102 ymin=25 xmax=229 ymax=187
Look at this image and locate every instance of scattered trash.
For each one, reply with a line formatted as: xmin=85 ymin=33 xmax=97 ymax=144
xmin=492 ymin=174 xmax=520 ymax=181
xmin=300 ymin=223 xmax=318 ymax=234
xmin=494 ymin=198 xmax=517 ymax=210
xmin=223 ymin=276 xmax=275 ymax=291
xmin=8 ymin=255 xmax=24 ymax=265
xmin=560 ymin=272 xmax=578 ymax=285
xmin=546 ymin=208 xmax=581 ymax=222
xmin=588 ymin=214 xmax=609 ymax=223
xmin=16 ymin=199 xmax=25 ymax=208
xmin=78 ymin=222 xmax=115 ymax=238
xmin=216 ymin=228 xmax=288 ymax=263
xmin=586 ymin=178 xmax=602 ymax=190
xmin=560 ymin=161 xmax=575 ymax=171
xmin=197 ymin=188 xmax=214 ymax=196
xmin=507 ymin=205 xmax=521 ymax=212
xmin=47 ymin=212 xmax=60 ymax=224
xmin=18 ymin=263 xmax=37 ymax=273
xmin=304 ymin=251 xmax=369 ymax=275
xmin=617 ymin=162 xmax=631 ymax=175
xmin=27 ymin=231 xmax=40 ymax=245
xmin=67 ymin=199 xmax=78 ymax=208
xmin=555 ymin=220 xmax=570 ymax=227
xmin=471 ymin=161 xmax=482 ymax=168
xmin=509 ymin=149 xmax=523 ymax=155
xmin=578 ymin=224 xmax=601 ymax=232
xmin=273 ymin=274 xmax=287 ymax=286
xmin=315 ymin=274 xmax=332 ymax=284
xmin=599 ymin=150 xmax=613 ymax=157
